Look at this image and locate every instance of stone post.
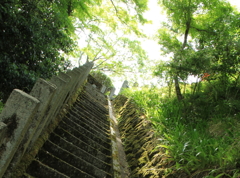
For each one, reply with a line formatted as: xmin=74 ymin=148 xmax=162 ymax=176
xmin=119 ymin=80 xmax=129 ymax=94
xmin=3 ymin=79 xmax=57 ymax=177
xmin=0 ymin=90 xmax=40 ymax=177
xmin=109 ymin=88 xmax=116 ymax=100
xmin=101 ymin=85 xmax=107 ymax=93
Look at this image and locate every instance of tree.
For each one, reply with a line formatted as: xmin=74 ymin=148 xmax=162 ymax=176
xmin=90 ymin=70 xmax=113 ymax=89
xmin=0 ymin=0 xmax=149 ymax=101
xmin=74 ymin=0 xmax=149 ymax=76
xmin=156 ymin=0 xmax=239 ymax=100
xmin=0 ymin=0 xmax=75 ymax=101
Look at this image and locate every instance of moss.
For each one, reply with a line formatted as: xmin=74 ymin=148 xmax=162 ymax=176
xmin=10 ymin=86 xmax=86 ymax=177
xmin=3 ymin=114 xmax=18 ymax=138
xmin=113 ymin=95 xmax=163 ymax=177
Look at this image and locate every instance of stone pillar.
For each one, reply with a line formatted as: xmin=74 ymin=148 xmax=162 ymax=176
xmin=0 ymin=89 xmax=40 ymax=177
xmin=101 ymin=85 xmax=107 ymax=93
xmin=109 ymin=88 xmax=116 ymax=100
xmin=27 ymin=79 xmax=57 ymax=150
xmin=3 ymin=79 xmax=57 ymax=177
xmin=0 ymin=122 xmax=7 ymax=146
xmin=119 ymin=80 xmax=129 ymax=93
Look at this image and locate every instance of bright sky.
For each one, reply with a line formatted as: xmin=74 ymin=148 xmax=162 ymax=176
xmin=141 ymin=0 xmax=240 ymax=61
xmin=113 ymin=0 xmax=240 ymax=93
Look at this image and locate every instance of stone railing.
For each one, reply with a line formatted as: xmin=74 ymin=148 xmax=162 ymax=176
xmin=113 ymin=95 xmax=164 ymax=178
xmin=0 ymin=61 xmax=94 ymax=177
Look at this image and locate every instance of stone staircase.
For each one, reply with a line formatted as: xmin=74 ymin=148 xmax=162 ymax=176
xmin=22 ymin=84 xmax=113 ymax=178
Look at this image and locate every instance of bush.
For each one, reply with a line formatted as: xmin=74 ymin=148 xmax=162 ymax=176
xmin=122 ymin=85 xmax=240 ymax=177
xmin=0 ymin=100 xmax=4 ymax=114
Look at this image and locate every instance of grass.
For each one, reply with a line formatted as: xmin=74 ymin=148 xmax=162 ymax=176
xmin=122 ymin=85 xmax=240 ymax=177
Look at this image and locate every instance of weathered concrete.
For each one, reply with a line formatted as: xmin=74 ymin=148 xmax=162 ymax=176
xmin=23 ymin=83 xmax=113 ymax=177
xmin=27 ymin=78 xmax=57 ymax=150
xmin=0 ymin=122 xmax=7 ymax=145
xmin=0 ymin=61 xmax=94 ymax=177
xmin=58 ymin=72 xmax=72 ymax=105
xmin=49 ymin=76 xmax=68 ymax=121
xmin=109 ymin=87 xmax=116 ymax=99
xmin=114 ymin=95 xmax=160 ymax=178
xmin=108 ymin=97 xmax=129 ymax=178
xmin=85 ymin=83 xmax=107 ymax=104
xmin=119 ymin=80 xmax=129 ymax=93
xmin=101 ymin=85 xmax=107 ymax=93
xmin=0 ymin=89 xmax=40 ymax=177
xmin=3 ymin=78 xmax=57 ymax=177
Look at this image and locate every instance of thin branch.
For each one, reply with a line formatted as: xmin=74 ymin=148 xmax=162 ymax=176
xmin=108 ymin=0 xmax=138 ymax=34
xmin=78 ymin=51 xmax=84 ymax=66
xmin=92 ymin=56 xmax=105 ymax=62
xmin=92 ymin=58 xmax=110 ymax=69
xmin=190 ymin=26 xmax=215 ymax=34
xmin=92 ymin=49 xmax=103 ymax=62
xmin=110 ymin=0 xmax=118 ymax=13
xmin=96 ymin=68 xmax=134 ymax=75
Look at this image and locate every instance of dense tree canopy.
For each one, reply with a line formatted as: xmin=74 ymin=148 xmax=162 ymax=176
xmin=155 ymin=0 xmax=240 ymax=100
xmin=0 ymin=0 xmax=149 ymax=101
xmin=0 ymin=0 xmax=75 ymax=101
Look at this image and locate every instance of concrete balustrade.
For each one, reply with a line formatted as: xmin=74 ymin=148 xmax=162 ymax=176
xmin=0 ymin=61 xmax=93 ymax=177
xmin=101 ymin=85 xmax=107 ymax=93
xmin=0 ymin=90 xmax=40 ymax=177
xmin=3 ymin=79 xmax=57 ymax=177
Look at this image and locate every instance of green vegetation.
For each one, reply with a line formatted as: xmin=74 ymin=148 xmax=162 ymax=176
xmin=0 ymin=101 xmax=3 ymax=114
xmin=0 ymin=0 xmax=75 ymax=101
xmin=117 ymin=2 xmax=240 ymax=175
xmin=0 ymin=0 xmax=148 ymax=102
xmin=90 ymin=70 xmax=113 ymax=88
xmin=122 ymin=80 xmax=240 ymax=177
xmin=1 ymin=0 xmax=240 ymax=176
xmin=156 ymin=0 xmax=240 ymax=102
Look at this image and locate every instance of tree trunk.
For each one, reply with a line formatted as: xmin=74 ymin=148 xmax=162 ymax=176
xmin=168 ymin=80 xmax=173 ymax=98
xmin=174 ymin=75 xmax=184 ymax=101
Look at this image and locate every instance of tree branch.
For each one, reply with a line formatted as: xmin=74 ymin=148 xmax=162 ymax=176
xmin=110 ymin=0 xmax=118 ymax=13
xmin=92 ymin=58 xmax=110 ymax=69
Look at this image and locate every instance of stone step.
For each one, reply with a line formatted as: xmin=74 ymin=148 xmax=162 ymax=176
xmin=25 ymin=160 xmax=70 ymax=178
xmin=62 ymin=115 xmax=111 ymax=145
xmin=49 ymin=132 xmax=111 ymax=163
xmin=75 ymin=95 xmax=109 ymax=118
xmin=34 ymin=149 xmax=95 ymax=178
xmin=69 ymin=109 xmax=109 ymax=136
xmin=72 ymin=107 xmax=109 ymax=132
xmin=74 ymin=103 xmax=110 ymax=128
xmin=54 ymin=126 xmax=111 ymax=157
xmin=22 ymin=84 xmax=113 ymax=177
xmin=58 ymin=120 xmax=111 ymax=151
xmin=46 ymin=134 xmax=112 ymax=170
xmin=78 ymin=92 xmax=108 ymax=113
xmin=76 ymin=98 xmax=107 ymax=115
xmin=67 ymin=110 xmax=109 ymax=136
xmin=42 ymin=140 xmax=112 ymax=177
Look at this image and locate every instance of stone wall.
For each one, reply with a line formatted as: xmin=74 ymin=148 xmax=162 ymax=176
xmin=114 ymin=95 xmax=170 ymax=178
xmin=17 ymin=83 xmax=113 ymax=177
xmin=0 ymin=62 xmax=93 ymax=177
xmin=88 ymin=74 xmax=103 ymax=90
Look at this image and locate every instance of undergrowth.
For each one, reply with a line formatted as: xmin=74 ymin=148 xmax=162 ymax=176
xmin=0 ymin=100 xmax=3 ymax=114
xmin=122 ymin=82 xmax=240 ymax=177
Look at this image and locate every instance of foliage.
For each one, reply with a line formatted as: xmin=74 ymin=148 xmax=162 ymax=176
xmin=74 ymin=0 xmax=149 ymax=76
xmin=155 ymin=0 xmax=240 ymax=101
xmin=0 ymin=0 xmax=75 ymax=101
xmin=122 ymin=84 xmax=240 ymax=177
xmin=0 ymin=0 xmax=149 ymax=102
xmin=0 ymin=100 xmax=3 ymax=114
xmin=90 ymin=70 xmax=113 ymax=88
